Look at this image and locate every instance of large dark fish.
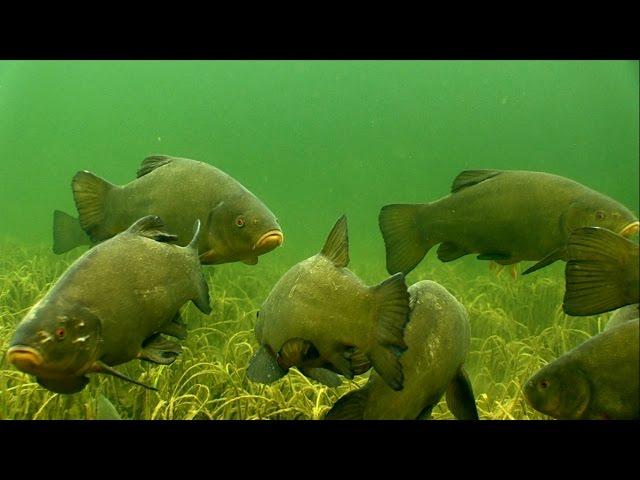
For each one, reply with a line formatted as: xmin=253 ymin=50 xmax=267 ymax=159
xmin=524 ymin=319 xmax=639 ymax=420
xmin=247 ymin=215 xmax=411 ymax=391
xmin=563 ymin=227 xmax=639 ymax=316
xmin=53 ymin=155 xmax=283 ymax=265
xmin=379 ymin=169 xmax=638 ymax=275
xmin=325 ymin=280 xmax=478 ymax=420
xmin=7 ymin=215 xmax=211 ymax=394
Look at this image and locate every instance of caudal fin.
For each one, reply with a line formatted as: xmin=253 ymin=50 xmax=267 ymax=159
xmin=379 ymin=204 xmax=434 ymax=275
xmin=72 ymin=171 xmax=116 ymax=241
xmin=52 ymin=210 xmax=91 ymax=254
xmin=563 ymin=227 xmax=638 ymax=316
xmin=368 ymin=273 xmax=410 ymax=391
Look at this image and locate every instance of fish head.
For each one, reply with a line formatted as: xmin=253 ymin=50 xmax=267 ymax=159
xmin=524 ymin=361 xmax=591 ymax=419
xmin=200 ymin=194 xmax=283 ymax=265
xmin=563 ymin=194 xmax=639 ymax=239
xmin=7 ymin=302 xmax=102 ymax=386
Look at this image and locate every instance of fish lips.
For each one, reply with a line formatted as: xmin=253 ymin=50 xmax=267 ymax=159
xmin=6 ymin=346 xmax=44 ymax=376
xmin=619 ymin=221 xmax=639 ymax=237
xmin=252 ymin=230 xmax=284 ymax=254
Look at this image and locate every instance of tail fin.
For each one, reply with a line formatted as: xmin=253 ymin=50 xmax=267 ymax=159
xmin=367 ymin=273 xmax=410 ymax=391
xmin=563 ymin=227 xmax=638 ymax=316
xmin=324 ymin=388 xmax=370 ymax=420
xmin=72 ymin=171 xmax=115 ymax=241
xmin=379 ymin=204 xmax=434 ymax=275
xmin=52 ymin=210 xmax=91 ymax=254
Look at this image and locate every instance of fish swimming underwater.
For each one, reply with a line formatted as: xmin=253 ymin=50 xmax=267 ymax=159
xmin=563 ymin=227 xmax=639 ymax=316
xmin=53 ymin=155 xmax=283 ymax=265
xmin=524 ymin=319 xmax=639 ymax=420
xmin=247 ymin=215 xmax=411 ymax=391
xmin=325 ymin=280 xmax=478 ymax=420
xmin=605 ymin=304 xmax=639 ymax=331
xmin=7 ymin=215 xmax=211 ymax=394
xmin=379 ymin=169 xmax=638 ymax=275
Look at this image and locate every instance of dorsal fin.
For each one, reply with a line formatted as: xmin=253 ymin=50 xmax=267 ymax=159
xmin=320 ymin=215 xmax=349 ymax=267
xmin=137 ymin=155 xmax=173 ymax=178
xmin=126 ymin=215 xmax=179 ymax=243
xmin=451 ymin=170 xmax=502 ymax=193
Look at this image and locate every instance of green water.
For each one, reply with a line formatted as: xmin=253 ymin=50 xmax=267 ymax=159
xmin=1 ymin=60 xmax=637 ymax=269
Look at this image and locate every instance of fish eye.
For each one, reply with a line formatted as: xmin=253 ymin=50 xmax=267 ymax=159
xmin=235 ymin=216 xmax=245 ymax=228
xmin=539 ymin=379 xmax=549 ymax=389
xmin=54 ymin=327 xmax=66 ymax=340
xmin=595 ymin=211 xmax=606 ymax=221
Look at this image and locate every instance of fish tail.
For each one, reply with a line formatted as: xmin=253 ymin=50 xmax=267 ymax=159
xmin=367 ymin=272 xmax=411 ymax=391
xmin=324 ymin=387 xmax=370 ymax=420
xmin=563 ymin=227 xmax=637 ymax=316
xmin=378 ymin=203 xmax=436 ymax=275
xmin=52 ymin=210 xmax=91 ymax=254
xmin=72 ymin=170 xmax=116 ymax=241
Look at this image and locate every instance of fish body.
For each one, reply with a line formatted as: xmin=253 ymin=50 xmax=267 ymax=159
xmin=606 ymin=304 xmax=639 ymax=331
xmin=7 ymin=216 xmax=211 ymax=394
xmin=326 ymin=280 xmax=478 ymax=420
xmin=248 ymin=216 xmax=411 ymax=391
xmin=55 ymin=155 xmax=283 ymax=265
xmin=379 ymin=170 xmax=638 ymax=275
xmin=524 ymin=319 xmax=639 ymax=420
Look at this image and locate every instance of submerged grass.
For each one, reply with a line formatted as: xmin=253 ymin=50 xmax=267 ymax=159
xmin=0 ymin=240 xmax=610 ymax=420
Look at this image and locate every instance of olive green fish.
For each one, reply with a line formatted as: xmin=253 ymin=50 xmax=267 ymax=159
xmin=53 ymin=155 xmax=283 ymax=265
xmin=325 ymin=280 xmax=478 ymax=420
xmin=247 ymin=215 xmax=411 ymax=391
xmin=524 ymin=319 xmax=639 ymax=420
xmin=7 ymin=215 xmax=211 ymax=394
xmin=563 ymin=227 xmax=639 ymax=316
xmin=379 ymin=169 xmax=638 ymax=275
xmin=605 ymin=304 xmax=639 ymax=331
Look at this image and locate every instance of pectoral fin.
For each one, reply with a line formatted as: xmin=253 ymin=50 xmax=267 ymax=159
xmin=96 ymin=394 xmax=122 ymax=420
xmin=138 ymin=334 xmax=182 ymax=365
xmin=522 ymin=246 xmax=567 ymax=275
xmin=445 ymin=367 xmax=479 ymax=420
xmin=159 ymin=313 xmax=188 ymax=340
xmin=91 ymin=361 xmax=158 ymax=391
xmin=247 ymin=345 xmax=287 ymax=384
xmin=438 ymin=242 xmax=469 ymax=262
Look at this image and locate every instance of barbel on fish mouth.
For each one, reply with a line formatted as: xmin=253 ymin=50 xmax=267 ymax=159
xmin=247 ymin=215 xmax=411 ymax=391
xmin=379 ymin=169 xmax=638 ymax=276
xmin=53 ymin=155 xmax=283 ymax=266
xmin=7 ymin=215 xmax=211 ymax=394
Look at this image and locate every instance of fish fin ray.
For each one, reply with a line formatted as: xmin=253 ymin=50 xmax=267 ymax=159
xmin=379 ymin=204 xmax=434 ymax=274
xmin=324 ymin=388 xmax=370 ymax=420
xmin=72 ymin=171 xmax=116 ymax=241
xmin=320 ymin=215 xmax=349 ymax=267
xmin=345 ymin=346 xmax=372 ymax=375
xmin=446 ymin=367 xmax=479 ymax=420
xmin=126 ymin=215 xmax=179 ymax=243
xmin=53 ymin=210 xmax=90 ymax=254
xmin=247 ymin=345 xmax=287 ymax=384
xmin=437 ymin=242 xmax=469 ymax=262
xmin=522 ymin=246 xmax=567 ymax=275
xmin=91 ymin=361 xmax=158 ymax=391
xmin=137 ymin=155 xmax=173 ymax=178
xmin=451 ymin=169 xmax=502 ymax=193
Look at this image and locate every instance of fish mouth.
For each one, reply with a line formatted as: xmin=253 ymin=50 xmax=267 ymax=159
xmin=6 ymin=346 xmax=44 ymax=375
xmin=252 ymin=230 xmax=284 ymax=253
xmin=619 ymin=221 xmax=639 ymax=237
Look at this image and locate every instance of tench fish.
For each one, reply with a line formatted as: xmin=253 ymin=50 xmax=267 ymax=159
xmin=53 ymin=155 xmax=283 ymax=265
xmin=7 ymin=215 xmax=211 ymax=394
xmin=379 ymin=169 xmax=638 ymax=275
xmin=563 ymin=226 xmax=639 ymax=316
xmin=247 ymin=215 xmax=411 ymax=391
xmin=524 ymin=319 xmax=639 ymax=420
xmin=325 ymin=280 xmax=478 ymax=420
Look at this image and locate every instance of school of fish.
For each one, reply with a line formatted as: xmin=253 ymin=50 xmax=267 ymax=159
xmin=6 ymin=157 xmax=639 ymax=420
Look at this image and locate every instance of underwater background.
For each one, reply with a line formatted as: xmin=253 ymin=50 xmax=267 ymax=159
xmin=0 ymin=60 xmax=638 ymax=419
